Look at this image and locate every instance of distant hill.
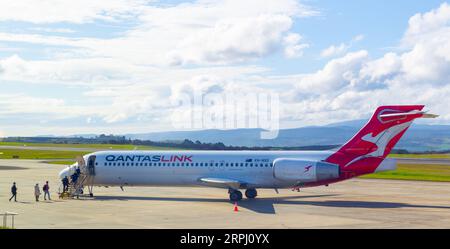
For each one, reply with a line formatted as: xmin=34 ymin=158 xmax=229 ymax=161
xmin=124 ymin=120 xmax=450 ymax=152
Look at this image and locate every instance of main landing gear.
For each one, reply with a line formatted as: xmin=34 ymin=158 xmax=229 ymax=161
xmin=245 ymin=188 xmax=257 ymax=199
xmin=228 ymin=188 xmax=258 ymax=201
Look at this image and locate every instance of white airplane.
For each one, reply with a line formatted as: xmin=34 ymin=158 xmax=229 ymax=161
xmin=59 ymin=105 xmax=438 ymax=201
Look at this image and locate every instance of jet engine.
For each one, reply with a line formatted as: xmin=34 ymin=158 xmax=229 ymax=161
xmin=273 ymin=158 xmax=340 ymax=182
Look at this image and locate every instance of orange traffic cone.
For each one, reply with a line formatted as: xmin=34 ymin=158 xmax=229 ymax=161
xmin=234 ymin=202 xmax=239 ymax=212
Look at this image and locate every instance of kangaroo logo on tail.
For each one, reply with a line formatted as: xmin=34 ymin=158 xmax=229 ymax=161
xmin=325 ymin=105 xmax=437 ymax=175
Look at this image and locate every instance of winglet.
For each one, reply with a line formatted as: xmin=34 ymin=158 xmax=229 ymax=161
xmin=422 ymin=112 xmax=439 ymax=118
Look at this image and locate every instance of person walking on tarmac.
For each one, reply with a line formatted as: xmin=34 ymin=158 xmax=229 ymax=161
xmin=43 ymin=181 xmax=51 ymax=200
xmin=34 ymin=183 xmax=41 ymax=202
xmin=9 ymin=182 xmax=17 ymax=202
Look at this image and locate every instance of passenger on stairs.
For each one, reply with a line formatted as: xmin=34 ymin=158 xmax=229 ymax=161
xmin=62 ymin=176 xmax=69 ymax=192
xmin=71 ymin=172 xmax=79 ymax=185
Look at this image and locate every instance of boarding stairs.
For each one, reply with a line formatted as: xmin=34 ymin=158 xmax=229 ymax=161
xmin=59 ymin=156 xmax=95 ymax=199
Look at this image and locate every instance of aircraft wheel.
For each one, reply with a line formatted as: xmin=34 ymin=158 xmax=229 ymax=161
xmin=229 ymin=190 xmax=243 ymax=202
xmin=245 ymin=188 xmax=257 ymax=199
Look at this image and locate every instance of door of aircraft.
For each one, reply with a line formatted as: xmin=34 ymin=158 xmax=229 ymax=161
xmin=87 ymin=155 xmax=96 ymax=176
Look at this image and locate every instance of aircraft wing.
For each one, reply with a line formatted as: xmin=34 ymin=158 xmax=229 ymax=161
xmin=198 ymin=177 xmax=244 ymax=189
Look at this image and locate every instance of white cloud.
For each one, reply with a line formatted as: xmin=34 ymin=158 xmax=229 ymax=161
xmin=0 ymin=55 xmax=139 ymax=86
xmin=320 ymin=34 xmax=365 ymax=58
xmin=167 ymin=14 xmax=294 ymax=65
xmin=283 ymin=33 xmax=309 ymax=58
xmin=0 ymin=0 xmax=149 ymax=24
xmin=0 ymin=0 xmax=318 ymax=66
xmin=284 ymin=4 xmax=450 ymax=126
xmin=404 ymin=2 xmax=450 ymax=44
xmin=30 ymin=27 xmax=76 ymax=34
xmin=359 ymin=52 xmax=402 ymax=82
xmin=2 ymin=2 xmax=450 ymax=136
xmin=295 ymin=50 xmax=369 ymax=93
xmin=320 ymin=43 xmax=349 ymax=58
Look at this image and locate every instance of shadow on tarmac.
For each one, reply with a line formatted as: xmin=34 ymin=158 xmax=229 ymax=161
xmin=90 ymin=194 xmax=450 ymax=214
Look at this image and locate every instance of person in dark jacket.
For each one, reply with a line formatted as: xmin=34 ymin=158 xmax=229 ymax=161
xmin=9 ymin=182 xmax=17 ymax=202
xmin=62 ymin=176 xmax=69 ymax=192
xmin=43 ymin=181 xmax=51 ymax=200
xmin=71 ymin=172 xmax=79 ymax=184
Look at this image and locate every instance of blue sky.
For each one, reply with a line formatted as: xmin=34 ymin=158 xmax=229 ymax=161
xmin=0 ymin=0 xmax=449 ymax=137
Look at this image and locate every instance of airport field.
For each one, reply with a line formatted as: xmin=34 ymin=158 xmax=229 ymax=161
xmin=0 ymin=141 xmax=178 ymax=150
xmin=388 ymin=153 xmax=450 ymax=159
xmin=361 ymin=164 xmax=450 ymax=182
xmin=0 ymin=142 xmax=180 ymax=165
xmin=0 ymin=144 xmax=449 ymax=228
xmin=1 ymin=159 xmax=450 ymax=228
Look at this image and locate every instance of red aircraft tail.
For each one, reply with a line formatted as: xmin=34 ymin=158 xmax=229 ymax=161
xmin=325 ymin=105 xmax=438 ymax=176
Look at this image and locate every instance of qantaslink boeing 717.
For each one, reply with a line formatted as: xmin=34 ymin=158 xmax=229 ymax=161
xmin=59 ymin=105 xmax=438 ymax=202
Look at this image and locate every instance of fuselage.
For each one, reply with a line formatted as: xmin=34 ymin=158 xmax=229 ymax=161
xmin=60 ymin=150 xmax=335 ymax=189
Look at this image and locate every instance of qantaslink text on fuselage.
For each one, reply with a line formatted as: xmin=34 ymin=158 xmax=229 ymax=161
xmin=105 ymin=155 xmax=193 ymax=163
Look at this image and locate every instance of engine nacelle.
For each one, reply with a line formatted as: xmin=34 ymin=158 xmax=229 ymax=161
xmin=273 ymin=158 xmax=340 ymax=182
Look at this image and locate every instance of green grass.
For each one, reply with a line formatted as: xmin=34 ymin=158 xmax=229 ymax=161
xmin=45 ymin=160 xmax=76 ymax=165
xmin=0 ymin=141 xmax=179 ymax=151
xmin=388 ymin=154 xmax=450 ymax=159
xmin=0 ymin=149 xmax=92 ymax=160
xmin=360 ymin=163 xmax=450 ymax=182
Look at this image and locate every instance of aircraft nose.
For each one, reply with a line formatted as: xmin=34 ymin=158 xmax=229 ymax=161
xmin=59 ymin=167 xmax=70 ymax=179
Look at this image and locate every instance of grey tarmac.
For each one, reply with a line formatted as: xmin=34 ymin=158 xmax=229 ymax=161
xmin=1 ymin=159 xmax=450 ymax=229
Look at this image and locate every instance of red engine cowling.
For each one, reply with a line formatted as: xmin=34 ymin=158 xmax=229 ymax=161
xmin=273 ymin=158 xmax=340 ymax=182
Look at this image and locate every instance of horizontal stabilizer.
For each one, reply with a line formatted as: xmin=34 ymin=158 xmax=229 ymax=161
xmin=379 ymin=110 xmax=439 ymax=119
